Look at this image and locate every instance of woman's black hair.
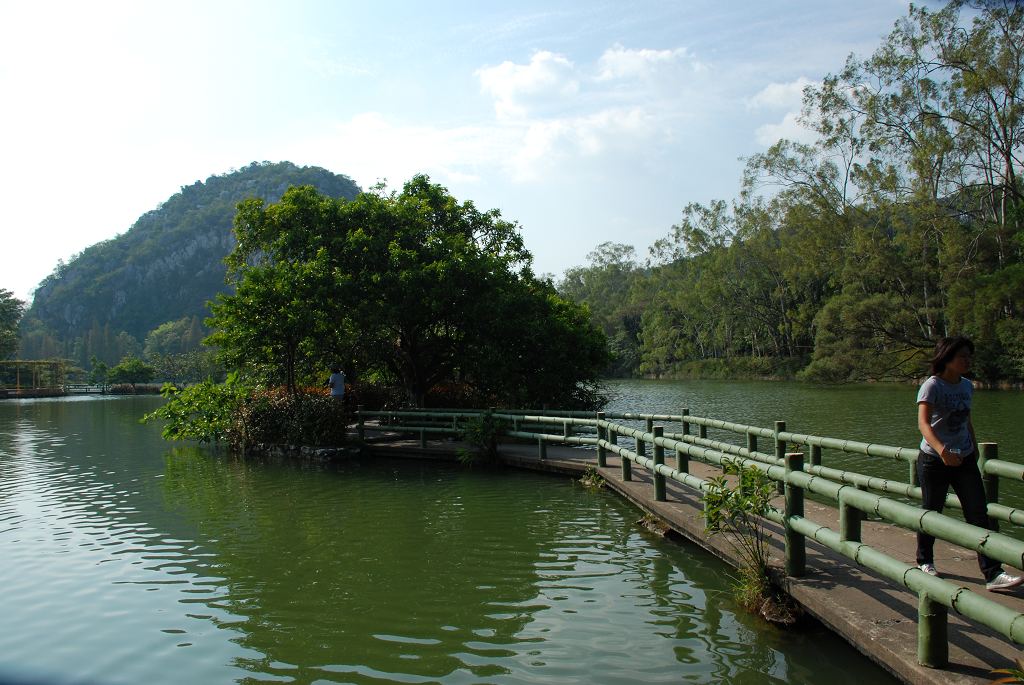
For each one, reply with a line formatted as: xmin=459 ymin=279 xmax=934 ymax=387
xmin=928 ymin=336 xmax=975 ymax=376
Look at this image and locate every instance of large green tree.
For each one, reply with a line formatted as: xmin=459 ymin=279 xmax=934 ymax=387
xmin=0 ymin=289 xmax=25 ymax=359
xmin=108 ymin=355 xmax=157 ymax=391
xmin=558 ymin=242 xmax=644 ymax=376
xmin=144 ymin=317 xmax=207 ymax=358
xmin=210 ymin=176 xmax=609 ymax=406
xmin=732 ymin=0 xmax=1024 ymax=380
xmin=209 ymin=249 xmax=339 ymax=395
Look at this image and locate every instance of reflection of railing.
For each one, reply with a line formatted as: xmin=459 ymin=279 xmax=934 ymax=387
xmin=65 ymin=384 xmax=107 ymax=394
xmin=357 ymin=406 xmax=1024 ymax=667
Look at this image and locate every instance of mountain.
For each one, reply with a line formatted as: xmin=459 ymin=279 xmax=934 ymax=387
xmin=21 ymin=161 xmax=361 ymax=364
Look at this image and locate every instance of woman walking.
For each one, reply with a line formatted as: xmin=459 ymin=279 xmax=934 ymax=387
xmin=916 ymin=336 xmax=1023 ymax=591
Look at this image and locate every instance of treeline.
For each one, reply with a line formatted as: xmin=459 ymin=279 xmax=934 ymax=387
xmin=18 ymin=314 xmax=222 ymax=386
xmin=560 ymin=1 xmax=1024 ymax=383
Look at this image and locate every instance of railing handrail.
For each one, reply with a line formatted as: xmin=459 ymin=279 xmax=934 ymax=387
xmin=358 ymin=407 xmax=1023 ymax=512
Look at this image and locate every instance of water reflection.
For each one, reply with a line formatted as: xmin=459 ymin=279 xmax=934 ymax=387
xmin=0 ymin=396 xmax=896 ymax=684
xmin=159 ymin=451 xmax=552 ymax=681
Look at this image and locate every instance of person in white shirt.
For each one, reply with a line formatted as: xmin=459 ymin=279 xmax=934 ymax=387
xmin=328 ymin=367 xmax=345 ymax=400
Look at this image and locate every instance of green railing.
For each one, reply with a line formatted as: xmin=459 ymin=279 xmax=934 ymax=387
xmin=359 ymin=407 xmax=1024 ymax=523
xmin=356 ymin=406 xmax=1024 ymax=667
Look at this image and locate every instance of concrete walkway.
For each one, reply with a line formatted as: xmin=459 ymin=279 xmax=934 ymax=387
xmin=364 ymin=432 xmax=1024 ymax=685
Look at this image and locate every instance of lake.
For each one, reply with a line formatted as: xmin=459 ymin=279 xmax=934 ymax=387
xmin=0 ymin=387 xmax=937 ymax=684
xmin=605 ymin=378 xmax=1024 ymax=497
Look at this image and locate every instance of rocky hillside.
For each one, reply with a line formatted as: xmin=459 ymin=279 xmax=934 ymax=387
xmin=21 ymin=161 xmax=360 ymax=363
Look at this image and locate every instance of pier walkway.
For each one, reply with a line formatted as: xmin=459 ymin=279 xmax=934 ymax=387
xmin=364 ymin=430 xmax=1024 ymax=685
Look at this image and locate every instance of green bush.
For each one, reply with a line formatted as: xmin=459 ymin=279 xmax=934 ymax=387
xmin=144 ymin=377 xmax=349 ymax=451
xmin=142 ymin=376 xmax=248 ymax=445
xmin=346 ymin=380 xmax=407 ymax=411
xmin=703 ymin=463 xmax=776 ymax=613
xmin=647 ymin=356 xmax=807 ymax=381
xmin=236 ymin=388 xmax=349 ymax=448
xmin=457 ymin=411 xmax=507 ymax=464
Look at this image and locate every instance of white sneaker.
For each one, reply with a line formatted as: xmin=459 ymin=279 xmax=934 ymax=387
xmin=919 ymin=563 xmax=938 ymax=576
xmin=986 ymin=572 xmax=1024 ymax=591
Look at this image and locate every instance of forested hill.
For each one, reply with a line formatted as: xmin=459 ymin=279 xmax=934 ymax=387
xmin=560 ymin=2 xmax=1024 ymax=385
xmin=20 ymin=161 xmax=360 ymax=364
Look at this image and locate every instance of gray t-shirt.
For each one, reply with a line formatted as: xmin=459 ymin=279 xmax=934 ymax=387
xmin=329 ymin=371 xmax=345 ymax=398
xmin=917 ymin=375 xmax=974 ymax=457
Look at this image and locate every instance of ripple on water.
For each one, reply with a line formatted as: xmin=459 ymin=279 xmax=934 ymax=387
xmin=0 ymin=398 xmax=899 ymax=685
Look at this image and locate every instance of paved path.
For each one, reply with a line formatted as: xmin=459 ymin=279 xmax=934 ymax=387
xmin=365 ymin=432 xmax=1024 ymax=685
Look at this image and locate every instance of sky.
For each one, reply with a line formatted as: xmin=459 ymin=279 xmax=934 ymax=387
xmin=0 ymin=0 xmax=928 ymax=303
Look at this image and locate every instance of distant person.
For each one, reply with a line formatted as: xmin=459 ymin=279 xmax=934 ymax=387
xmin=327 ymin=367 xmax=345 ymax=400
xmin=915 ymin=336 xmax=1023 ymax=591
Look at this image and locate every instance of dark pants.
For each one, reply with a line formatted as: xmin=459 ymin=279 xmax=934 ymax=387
xmin=916 ymin=450 xmax=1001 ymax=581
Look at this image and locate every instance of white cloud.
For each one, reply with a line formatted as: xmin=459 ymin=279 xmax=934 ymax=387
xmin=476 ymin=51 xmax=579 ymax=120
xmin=302 ymin=54 xmax=372 ymax=79
xmin=754 ymin=111 xmax=819 ymax=146
xmin=281 ymin=102 xmax=665 ymax=188
xmin=596 ymin=44 xmax=702 ymax=81
xmin=464 ymin=45 xmax=705 ymax=181
xmin=507 ymin=106 xmax=658 ymax=181
xmin=286 ymin=46 xmax=698 ymax=188
xmin=747 ymin=77 xmax=819 ymax=147
xmin=747 ymin=77 xmax=815 ymax=110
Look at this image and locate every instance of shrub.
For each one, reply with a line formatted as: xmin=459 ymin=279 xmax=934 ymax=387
xmin=703 ymin=462 xmax=789 ymax=620
xmin=579 ymin=465 xmax=605 ymax=490
xmin=144 ymin=377 xmax=349 ymax=451
xmin=346 ymin=381 xmax=407 ymax=411
xmin=142 ymin=376 xmax=248 ymax=445
xmin=425 ymin=382 xmax=488 ymax=409
xmin=457 ymin=411 xmax=507 ymax=464
xmin=235 ymin=388 xmax=349 ymax=448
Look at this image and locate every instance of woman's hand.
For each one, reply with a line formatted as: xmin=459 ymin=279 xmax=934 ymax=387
xmin=920 ymin=402 xmax=966 ymax=466
xmin=940 ymin=446 xmax=964 ymax=467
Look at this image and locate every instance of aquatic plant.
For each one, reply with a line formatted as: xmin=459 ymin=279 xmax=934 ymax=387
xmin=703 ymin=462 xmax=798 ymax=625
xmin=579 ymin=465 xmax=605 ymax=490
xmin=457 ymin=411 xmax=507 ymax=464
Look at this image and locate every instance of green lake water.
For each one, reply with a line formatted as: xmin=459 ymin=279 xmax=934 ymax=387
xmin=605 ymin=378 xmax=1024 ymax=511
xmin=0 ymin=387 xmax=963 ymax=684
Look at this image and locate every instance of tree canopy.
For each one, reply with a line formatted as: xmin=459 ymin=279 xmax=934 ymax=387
xmin=108 ymin=356 xmax=157 ymax=390
xmin=209 ymin=176 xmax=609 ymax=406
xmin=558 ymin=0 xmax=1024 ymax=384
xmin=0 ymin=289 xmax=24 ymax=360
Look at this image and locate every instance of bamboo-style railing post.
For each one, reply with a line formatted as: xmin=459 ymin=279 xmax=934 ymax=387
xmin=775 ymin=421 xmax=786 ymax=495
xmin=918 ymin=591 xmax=948 ymax=668
xmin=980 ymin=443 xmax=1000 ymax=531
xmin=785 ymin=451 xmax=805 ymax=577
xmin=653 ymin=426 xmax=665 ymax=501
